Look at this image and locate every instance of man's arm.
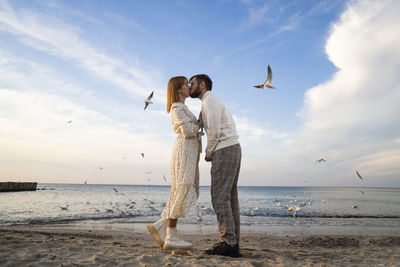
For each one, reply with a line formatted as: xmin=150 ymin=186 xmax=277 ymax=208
xmin=203 ymin=97 xmax=223 ymax=161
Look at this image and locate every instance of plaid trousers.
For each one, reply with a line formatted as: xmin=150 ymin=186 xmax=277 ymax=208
xmin=210 ymin=143 xmax=241 ymax=246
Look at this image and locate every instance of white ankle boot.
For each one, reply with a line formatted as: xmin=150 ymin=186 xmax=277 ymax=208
xmin=163 ymin=226 xmax=192 ymax=250
xmin=147 ymin=218 xmax=167 ymax=247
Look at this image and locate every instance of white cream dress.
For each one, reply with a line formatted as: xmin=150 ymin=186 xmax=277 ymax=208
xmin=161 ymin=102 xmax=201 ymax=219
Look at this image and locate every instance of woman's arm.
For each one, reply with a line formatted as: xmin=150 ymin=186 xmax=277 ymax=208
xmin=171 ymin=106 xmax=200 ymax=138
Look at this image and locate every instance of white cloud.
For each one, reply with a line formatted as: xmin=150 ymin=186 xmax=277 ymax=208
xmin=0 ymin=88 xmax=172 ymax=184
xmin=291 ymin=0 xmax=400 ymax=185
xmin=234 ymin=115 xmax=290 ymax=141
xmin=0 ymin=0 xmax=164 ymax=101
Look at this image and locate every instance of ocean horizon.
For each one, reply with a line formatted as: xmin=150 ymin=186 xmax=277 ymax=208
xmin=1 ymin=183 xmax=400 ymax=235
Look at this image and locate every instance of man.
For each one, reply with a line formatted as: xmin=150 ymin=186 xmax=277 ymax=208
xmin=190 ymin=74 xmax=241 ymax=257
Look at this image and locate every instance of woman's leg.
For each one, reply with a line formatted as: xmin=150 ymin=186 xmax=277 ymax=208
xmin=168 ymin=219 xmax=177 ymax=227
xmin=164 ymin=218 xmax=192 ymax=249
xmin=147 ymin=217 xmax=168 ymax=247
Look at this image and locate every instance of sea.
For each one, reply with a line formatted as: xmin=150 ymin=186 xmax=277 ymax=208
xmin=1 ymin=184 xmax=400 ymax=236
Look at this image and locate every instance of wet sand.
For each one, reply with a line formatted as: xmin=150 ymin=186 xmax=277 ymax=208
xmin=1 ymin=226 xmax=400 ymax=266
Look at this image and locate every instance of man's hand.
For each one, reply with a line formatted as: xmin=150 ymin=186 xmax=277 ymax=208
xmin=205 ymin=156 xmax=212 ymax=162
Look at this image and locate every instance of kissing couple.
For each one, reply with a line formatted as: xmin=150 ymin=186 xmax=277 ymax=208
xmin=147 ymin=74 xmax=242 ymax=257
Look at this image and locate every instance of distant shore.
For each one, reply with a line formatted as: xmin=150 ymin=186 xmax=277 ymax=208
xmin=0 ymin=182 xmax=37 ymax=192
xmin=1 ymin=226 xmax=399 ymax=266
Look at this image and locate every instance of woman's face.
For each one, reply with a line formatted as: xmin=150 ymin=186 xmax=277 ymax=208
xmin=178 ymin=80 xmax=190 ymax=98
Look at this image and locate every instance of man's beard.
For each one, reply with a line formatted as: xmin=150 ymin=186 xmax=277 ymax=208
xmin=190 ymin=86 xmax=201 ymax=98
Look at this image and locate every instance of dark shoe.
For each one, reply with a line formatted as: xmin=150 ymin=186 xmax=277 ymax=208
xmin=205 ymin=242 xmax=240 ymax=258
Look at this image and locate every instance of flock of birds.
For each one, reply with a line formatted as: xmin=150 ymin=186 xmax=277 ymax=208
xmin=64 ymin=120 xmax=167 ymax=184
xmin=61 ymin=65 xmax=368 ymax=218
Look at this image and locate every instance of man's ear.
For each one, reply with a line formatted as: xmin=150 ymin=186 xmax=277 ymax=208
xmin=199 ymin=81 xmax=206 ymax=90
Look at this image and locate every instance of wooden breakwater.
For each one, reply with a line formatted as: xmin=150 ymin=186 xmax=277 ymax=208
xmin=0 ymin=182 xmax=37 ymax=192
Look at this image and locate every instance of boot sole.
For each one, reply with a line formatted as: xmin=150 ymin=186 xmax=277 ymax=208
xmin=163 ymin=242 xmax=193 ymax=250
xmin=147 ymin=224 xmax=164 ymax=247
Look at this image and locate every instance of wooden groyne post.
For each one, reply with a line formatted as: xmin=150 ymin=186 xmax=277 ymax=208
xmin=0 ymin=182 xmax=37 ymax=192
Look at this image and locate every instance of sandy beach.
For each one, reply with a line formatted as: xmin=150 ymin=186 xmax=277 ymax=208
xmin=1 ymin=226 xmax=400 ymax=266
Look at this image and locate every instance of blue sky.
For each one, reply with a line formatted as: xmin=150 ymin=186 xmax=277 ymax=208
xmin=1 ymin=0 xmax=399 ymax=187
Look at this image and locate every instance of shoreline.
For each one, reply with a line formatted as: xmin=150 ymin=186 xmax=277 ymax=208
xmin=8 ymin=220 xmax=400 ymax=237
xmin=1 ymin=226 xmax=400 ymax=266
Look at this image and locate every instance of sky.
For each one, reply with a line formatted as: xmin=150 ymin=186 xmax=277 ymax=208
xmin=0 ymin=0 xmax=399 ymax=187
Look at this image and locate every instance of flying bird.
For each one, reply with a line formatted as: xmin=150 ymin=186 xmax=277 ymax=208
xmin=163 ymin=174 xmax=167 ymax=182
xmin=112 ymin=188 xmax=125 ymax=196
xmin=140 ymin=153 xmax=144 ymax=158
xmin=60 ymin=205 xmax=69 ymax=211
xmin=99 ymin=166 xmax=104 ymax=170
xmin=145 ymin=171 xmax=152 ymax=175
xmin=66 ymin=120 xmax=72 ymax=124
xmin=144 ymin=91 xmax=154 ymax=110
xmin=254 ymin=65 xmax=275 ymax=89
xmin=315 ymin=159 xmax=327 ymax=163
xmin=356 ymin=170 xmax=363 ymax=181
xmin=288 ymin=206 xmax=302 ymax=212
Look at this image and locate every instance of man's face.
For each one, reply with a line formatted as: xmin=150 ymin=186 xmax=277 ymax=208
xmin=189 ymin=78 xmax=201 ymax=98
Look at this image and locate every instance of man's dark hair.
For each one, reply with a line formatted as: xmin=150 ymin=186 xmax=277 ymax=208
xmin=190 ymin=74 xmax=212 ymax=91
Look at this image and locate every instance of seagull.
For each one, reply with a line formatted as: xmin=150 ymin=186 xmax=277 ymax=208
xmin=122 ymin=156 xmax=127 ymax=160
xmin=247 ymin=210 xmax=255 ymax=216
xmin=272 ymin=197 xmax=279 ymax=202
xmin=112 ymin=188 xmax=125 ymax=196
xmin=163 ymin=174 xmax=167 ymax=182
xmin=276 ymin=203 xmax=288 ymax=209
xmin=359 ymin=190 xmax=365 ymax=195
xmin=99 ymin=166 xmax=104 ymax=170
xmin=356 ymin=170 xmax=363 ymax=181
xmin=298 ymin=202 xmax=307 ymax=208
xmin=145 ymin=171 xmax=152 ymax=175
xmin=352 ymin=204 xmax=358 ymax=209
xmin=60 ymin=205 xmax=69 ymax=210
xmin=140 ymin=153 xmax=144 ymax=158
xmin=84 ymin=180 xmax=87 ymax=184
xmin=288 ymin=206 xmax=302 ymax=211
xmin=66 ymin=120 xmax=72 ymax=124
xmin=254 ymin=65 xmax=275 ymax=89
xmin=315 ymin=159 xmax=327 ymax=163
xmin=144 ymin=91 xmax=154 ymax=110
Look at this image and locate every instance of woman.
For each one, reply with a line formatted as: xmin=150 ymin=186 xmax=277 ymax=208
xmin=147 ymin=76 xmax=202 ymax=250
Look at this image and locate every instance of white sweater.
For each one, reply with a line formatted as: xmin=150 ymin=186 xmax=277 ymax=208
xmin=200 ymin=91 xmax=239 ymax=159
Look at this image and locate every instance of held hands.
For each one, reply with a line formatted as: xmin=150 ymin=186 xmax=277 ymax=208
xmin=199 ymin=111 xmax=209 ymax=162
xmin=197 ymin=111 xmax=204 ymax=135
xmin=197 ymin=111 xmax=203 ymax=127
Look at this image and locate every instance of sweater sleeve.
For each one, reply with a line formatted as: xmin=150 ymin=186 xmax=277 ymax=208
xmin=202 ymin=97 xmax=223 ymax=158
xmin=171 ymin=106 xmax=200 ymax=138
